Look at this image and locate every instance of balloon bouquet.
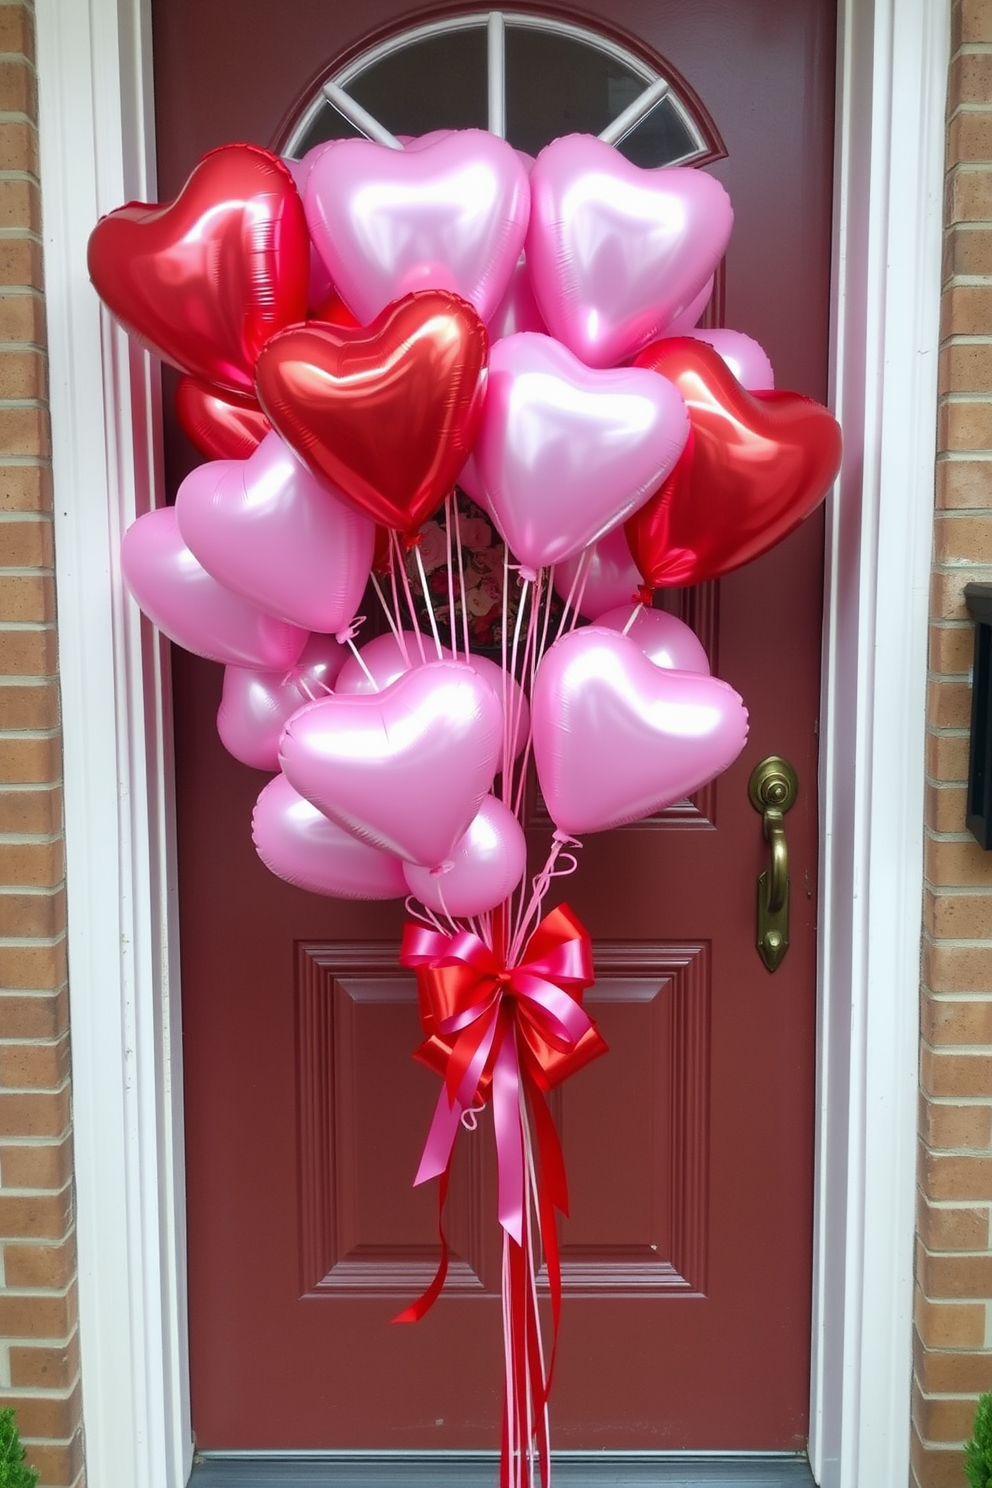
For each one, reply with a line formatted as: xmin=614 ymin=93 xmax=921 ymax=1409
xmin=88 ymin=127 xmax=842 ymax=1486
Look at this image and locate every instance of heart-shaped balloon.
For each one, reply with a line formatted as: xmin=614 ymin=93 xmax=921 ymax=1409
xmin=255 ymin=292 xmax=488 ymax=535
xmin=334 ymin=630 xmax=530 ymax=770
xmin=279 ymin=661 xmax=503 ymax=868
xmin=217 ymin=634 xmax=346 ymax=772
xmin=532 ymin=627 xmax=748 ymax=836
xmin=253 ymin=773 xmax=407 ymax=900
xmin=626 ymin=339 xmax=843 ymax=588
xmin=594 ymin=605 xmax=710 ymax=673
xmin=175 ymin=430 xmax=374 ymax=634
xmin=304 ymin=131 xmax=530 ymax=325
xmin=87 ymin=145 xmax=309 ymax=395
xmin=120 ymin=507 xmax=307 ymax=669
xmin=553 ymin=525 xmax=641 ymax=620
xmin=686 ymin=328 xmax=774 ymax=391
xmin=487 ymin=255 xmax=546 ymax=342
xmin=473 ymin=333 xmax=689 ymax=573
xmin=281 ymin=155 xmax=336 ymax=311
xmin=663 ymin=275 xmax=714 ymax=336
xmin=403 ymin=795 xmax=527 ymax=917
xmin=526 ymin=136 xmax=733 ymax=368
xmin=175 ymin=378 xmax=271 ymax=461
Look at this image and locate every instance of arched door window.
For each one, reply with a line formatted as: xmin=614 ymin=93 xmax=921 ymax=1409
xmin=279 ymin=11 xmax=723 ymax=170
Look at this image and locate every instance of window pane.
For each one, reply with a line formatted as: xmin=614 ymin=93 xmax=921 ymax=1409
xmin=505 ymin=25 xmax=648 ymax=155
xmin=350 ymin=27 xmax=489 ymax=138
xmin=617 ymin=96 xmax=699 ymax=168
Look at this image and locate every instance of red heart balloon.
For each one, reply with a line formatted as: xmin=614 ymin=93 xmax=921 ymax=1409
xmin=87 ymin=144 xmax=309 ymax=395
xmin=175 ymin=377 xmax=271 ymax=461
xmin=254 ymin=291 xmax=488 ymax=536
xmin=626 ymin=338 xmax=842 ymax=588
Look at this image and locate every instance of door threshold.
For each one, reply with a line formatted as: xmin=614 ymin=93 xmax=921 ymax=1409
xmin=188 ymin=1451 xmax=816 ymax=1487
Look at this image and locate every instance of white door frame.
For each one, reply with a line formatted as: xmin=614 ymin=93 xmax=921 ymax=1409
xmin=34 ymin=0 xmax=947 ymax=1484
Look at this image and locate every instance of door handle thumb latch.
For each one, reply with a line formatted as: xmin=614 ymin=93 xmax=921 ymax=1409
xmin=748 ymin=756 xmax=799 ymax=973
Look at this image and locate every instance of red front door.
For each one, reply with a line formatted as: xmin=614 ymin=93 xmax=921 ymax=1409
xmin=158 ymin=0 xmax=835 ymax=1454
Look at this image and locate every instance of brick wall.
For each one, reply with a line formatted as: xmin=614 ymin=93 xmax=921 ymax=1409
xmin=0 ymin=3 xmax=82 ymax=1485
xmin=914 ymin=2 xmax=992 ymax=1485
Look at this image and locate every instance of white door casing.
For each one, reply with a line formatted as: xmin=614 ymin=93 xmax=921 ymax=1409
xmin=34 ymin=0 xmax=947 ymax=1484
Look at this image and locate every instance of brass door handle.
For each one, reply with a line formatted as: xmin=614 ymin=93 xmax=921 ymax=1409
xmin=748 ymin=756 xmax=799 ymax=972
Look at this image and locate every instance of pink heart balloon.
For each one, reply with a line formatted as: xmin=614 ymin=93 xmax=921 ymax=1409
xmin=474 ymin=333 xmax=690 ymax=574
xmin=594 ymin=605 xmax=711 ymax=673
xmin=532 ymin=627 xmax=748 ymax=835
xmin=282 ymin=155 xmax=336 ymax=310
xmin=252 ymin=772 xmax=407 ymax=899
xmin=685 ymin=328 xmax=775 ymax=391
xmin=121 ymin=506 xmax=307 ymax=669
xmin=279 ymin=660 xmax=503 ymax=868
xmin=553 ymin=525 xmax=641 ymax=619
xmin=175 ymin=430 xmax=374 ymax=635
xmin=527 ymin=136 xmax=733 ymax=368
xmin=304 ymin=132 xmax=530 ymax=325
xmin=217 ymin=634 xmax=346 ymax=771
xmin=487 ymin=255 xmax=547 ymax=342
xmin=403 ymin=795 xmax=527 ymax=917
xmin=663 ymin=275 xmax=713 ymax=336
xmin=334 ymin=631 xmax=529 ymax=770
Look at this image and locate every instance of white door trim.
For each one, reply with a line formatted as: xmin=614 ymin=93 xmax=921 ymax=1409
xmin=34 ymin=0 xmax=945 ymax=1484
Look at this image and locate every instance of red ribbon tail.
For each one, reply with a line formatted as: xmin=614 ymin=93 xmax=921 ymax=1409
xmin=392 ymin=1166 xmax=450 ymax=1324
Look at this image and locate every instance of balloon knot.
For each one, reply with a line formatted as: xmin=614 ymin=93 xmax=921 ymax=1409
xmin=429 ymin=860 xmax=455 ymax=878
xmin=513 ymin=564 xmax=538 ymax=584
xmin=636 ymin=584 xmax=655 ymax=607
xmin=404 ymin=531 xmax=422 ymax=551
xmin=335 ymin=615 xmax=366 ymax=645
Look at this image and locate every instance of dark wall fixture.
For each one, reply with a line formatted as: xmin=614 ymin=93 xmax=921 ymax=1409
xmin=965 ymin=583 xmax=992 ymax=848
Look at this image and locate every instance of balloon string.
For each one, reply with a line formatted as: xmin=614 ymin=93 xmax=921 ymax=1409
xmin=554 ymin=547 xmax=591 ymax=643
xmin=403 ymin=895 xmax=448 ymax=935
xmin=622 ymin=601 xmax=644 ymax=636
xmin=452 ymin=495 xmax=471 ymax=660
xmin=444 ymin=494 xmax=459 ymax=660
xmin=509 ymin=833 xmax=581 ymax=967
xmin=370 ymin=570 xmax=408 ymax=661
xmin=392 ymin=531 xmax=427 ymax=662
xmin=345 ymin=636 xmax=378 ymax=690
xmin=414 ymin=539 xmax=445 ymax=660
xmin=385 ymin=554 xmax=412 ymax=666
xmin=510 ymin=574 xmax=545 ymax=823
xmin=500 ymin=541 xmax=511 ymax=807
xmin=502 ymin=576 xmax=531 ymax=821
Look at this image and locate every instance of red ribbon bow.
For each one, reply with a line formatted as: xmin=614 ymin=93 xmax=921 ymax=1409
xmin=398 ymin=904 xmax=606 ymax=1488
xmin=401 ymin=903 xmax=605 ymax=1243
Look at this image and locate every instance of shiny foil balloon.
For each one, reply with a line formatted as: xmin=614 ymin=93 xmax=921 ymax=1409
xmin=626 ymin=338 xmax=843 ymax=589
xmin=334 ymin=631 xmax=530 ymax=770
xmin=175 ymin=378 xmax=271 ymax=462
xmin=120 ymin=507 xmax=307 ymax=669
xmin=252 ymin=773 xmax=407 ymax=900
xmin=594 ymin=604 xmax=711 ymax=673
xmin=473 ymin=332 xmax=690 ymax=573
xmin=217 ymin=634 xmax=346 ymax=772
xmin=532 ymin=627 xmax=748 ymax=836
xmin=526 ymin=136 xmax=734 ymax=368
xmin=281 ymin=155 xmax=336 ymax=311
xmin=663 ymin=275 xmax=713 ymax=336
xmin=87 ymin=145 xmax=309 ymax=395
xmin=553 ymin=525 xmax=641 ymax=620
xmin=175 ymin=430 xmax=375 ymax=634
xmin=403 ymin=795 xmax=527 ymax=917
xmin=304 ymin=131 xmax=530 ymax=325
xmin=687 ymin=328 xmax=775 ymax=391
xmin=255 ymin=292 xmax=489 ymax=536
xmin=279 ymin=661 xmax=503 ymax=868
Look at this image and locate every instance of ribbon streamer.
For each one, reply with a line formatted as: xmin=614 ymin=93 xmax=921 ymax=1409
xmin=396 ymin=904 xmax=607 ymax=1488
